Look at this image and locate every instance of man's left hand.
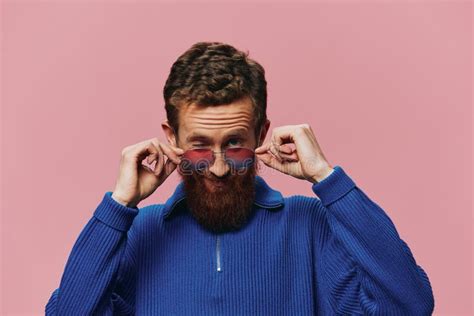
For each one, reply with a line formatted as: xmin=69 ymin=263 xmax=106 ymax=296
xmin=254 ymin=124 xmax=334 ymax=183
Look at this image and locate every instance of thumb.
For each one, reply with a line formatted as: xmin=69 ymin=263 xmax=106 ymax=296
xmin=255 ymin=142 xmax=271 ymax=154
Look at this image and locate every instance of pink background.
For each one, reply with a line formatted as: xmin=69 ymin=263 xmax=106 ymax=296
xmin=1 ymin=1 xmax=472 ymax=315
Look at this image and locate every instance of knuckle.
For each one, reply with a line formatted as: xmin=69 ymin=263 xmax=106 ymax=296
xmin=301 ymin=123 xmax=310 ymax=130
xmin=295 ymin=126 xmax=306 ymax=135
xmin=150 ymin=140 xmax=159 ymax=150
xmin=121 ymin=146 xmax=130 ymax=156
xmin=159 ymin=145 xmax=173 ymax=158
xmin=159 ymin=141 xmax=171 ymax=152
xmin=151 ymin=142 xmax=160 ymax=151
xmin=158 ymin=142 xmax=169 ymax=152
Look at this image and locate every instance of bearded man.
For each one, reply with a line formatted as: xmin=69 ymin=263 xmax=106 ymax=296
xmin=46 ymin=42 xmax=434 ymax=315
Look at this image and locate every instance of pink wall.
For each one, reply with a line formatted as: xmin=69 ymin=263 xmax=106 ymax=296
xmin=1 ymin=1 xmax=472 ymax=315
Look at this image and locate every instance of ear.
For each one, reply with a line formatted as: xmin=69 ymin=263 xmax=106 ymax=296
xmin=161 ymin=120 xmax=178 ymax=147
xmin=257 ymin=119 xmax=271 ymax=147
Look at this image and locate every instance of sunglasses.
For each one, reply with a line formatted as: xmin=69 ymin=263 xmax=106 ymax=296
xmin=179 ymin=147 xmax=255 ymax=172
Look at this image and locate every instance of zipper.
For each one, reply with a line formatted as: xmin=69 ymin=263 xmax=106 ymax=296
xmin=216 ymin=235 xmax=222 ymax=272
xmin=213 ymin=203 xmax=283 ymax=273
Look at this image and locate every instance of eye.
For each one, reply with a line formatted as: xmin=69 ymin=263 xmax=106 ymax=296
xmin=227 ymin=138 xmax=242 ymax=147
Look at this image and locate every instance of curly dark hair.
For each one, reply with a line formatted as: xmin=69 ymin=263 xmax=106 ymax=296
xmin=163 ymin=41 xmax=267 ymax=141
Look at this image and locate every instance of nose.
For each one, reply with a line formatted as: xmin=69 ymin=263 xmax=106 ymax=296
xmin=208 ymin=151 xmax=230 ymax=178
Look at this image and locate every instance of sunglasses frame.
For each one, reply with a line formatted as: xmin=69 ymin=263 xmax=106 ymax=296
xmin=178 ymin=146 xmax=256 ymax=175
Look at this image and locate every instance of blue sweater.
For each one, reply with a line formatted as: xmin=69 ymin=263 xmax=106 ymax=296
xmin=45 ymin=165 xmax=434 ymax=315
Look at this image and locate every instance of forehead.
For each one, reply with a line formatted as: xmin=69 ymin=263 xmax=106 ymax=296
xmin=178 ymin=97 xmax=255 ymax=140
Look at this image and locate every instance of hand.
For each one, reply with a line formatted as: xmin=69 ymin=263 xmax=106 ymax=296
xmin=254 ymin=124 xmax=334 ymax=183
xmin=111 ymin=137 xmax=184 ymax=208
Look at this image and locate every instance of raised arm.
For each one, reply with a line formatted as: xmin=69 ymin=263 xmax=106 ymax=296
xmin=45 ymin=137 xmax=184 ymax=314
xmin=312 ymin=166 xmax=434 ymax=315
xmin=45 ymin=192 xmax=138 ymax=315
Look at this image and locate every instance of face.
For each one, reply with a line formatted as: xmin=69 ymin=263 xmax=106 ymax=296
xmin=162 ymin=96 xmax=270 ymax=233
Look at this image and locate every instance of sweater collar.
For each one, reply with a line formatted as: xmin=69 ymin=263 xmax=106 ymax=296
xmin=163 ymin=175 xmax=285 ymax=220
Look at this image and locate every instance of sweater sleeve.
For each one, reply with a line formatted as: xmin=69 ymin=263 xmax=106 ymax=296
xmin=312 ymin=165 xmax=434 ymax=315
xmin=45 ymin=191 xmax=139 ymax=315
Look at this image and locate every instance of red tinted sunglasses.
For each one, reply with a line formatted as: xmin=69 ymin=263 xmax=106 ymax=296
xmin=179 ymin=147 xmax=255 ymax=172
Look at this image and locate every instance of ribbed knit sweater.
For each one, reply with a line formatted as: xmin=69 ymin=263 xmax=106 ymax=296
xmin=45 ymin=165 xmax=434 ymax=315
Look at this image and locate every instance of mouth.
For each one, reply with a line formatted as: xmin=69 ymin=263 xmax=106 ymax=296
xmin=204 ymin=178 xmax=226 ymax=189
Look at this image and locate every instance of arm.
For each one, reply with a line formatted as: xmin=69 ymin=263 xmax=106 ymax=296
xmin=45 ymin=192 xmax=138 ymax=315
xmin=312 ymin=166 xmax=434 ymax=315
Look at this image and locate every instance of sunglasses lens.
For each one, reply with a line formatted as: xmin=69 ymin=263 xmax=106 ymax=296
xmin=181 ymin=149 xmax=213 ymax=171
xmin=181 ymin=147 xmax=255 ymax=171
xmin=225 ymin=147 xmax=255 ymax=169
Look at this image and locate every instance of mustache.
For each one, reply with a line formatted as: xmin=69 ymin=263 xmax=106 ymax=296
xmin=204 ymin=175 xmax=231 ymax=182
xmin=181 ymin=165 xmax=257 ymax=234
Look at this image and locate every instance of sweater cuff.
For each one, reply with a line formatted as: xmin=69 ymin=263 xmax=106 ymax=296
xmin=93 ymin=191 xmax=139 ymax=232
xmin=311 ymin=165 xmax=356 ymax=207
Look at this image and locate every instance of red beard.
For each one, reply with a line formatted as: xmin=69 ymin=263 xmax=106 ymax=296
xmin=178 ymin=164 xmax=258 ymax=234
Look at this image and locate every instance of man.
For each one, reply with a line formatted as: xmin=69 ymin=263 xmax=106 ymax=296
xmin=46 ymin=42 xmax=434 ymax=315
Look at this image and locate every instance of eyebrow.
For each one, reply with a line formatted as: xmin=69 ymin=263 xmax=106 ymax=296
xmin=186 ymin=128 xmax=248 ymax=142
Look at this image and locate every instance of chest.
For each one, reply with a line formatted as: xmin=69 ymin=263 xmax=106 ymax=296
xmin=134 ymin=211 xmax=317 ymax=315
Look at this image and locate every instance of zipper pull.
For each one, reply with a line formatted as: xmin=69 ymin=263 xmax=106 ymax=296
xmin=216 ymin=235 xmax=222 ymax=272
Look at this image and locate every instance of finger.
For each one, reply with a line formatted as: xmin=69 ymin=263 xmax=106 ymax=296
xmin=255 ymin=142 xmax=271 ymax=154
xmin=272 ymin=125 xmax=316 ymax=160
xmin=158 ymin=142 xmax=182 ymax=165
xmin=148 ymin=142 xmax=163 ymax=166
xmin=269 ymin=142 xmax=283 ymax=161
xmin=125 ymin=137 xmax=161 ymax=163
xmin=158 ymin=158 xmax=177 ymax=181
xmin=279 ymin=143 xmax=295 ymax=154
xmin=140 ymin=163 xmax=155 ymax=174
xmin=276 ymin=143 xmax=298 ymax=160
xmin=153 ymin=148 xmax=165 ymax=176
xmin=158 ymin=141 xmax=185 ymax=157
xmin=255 ymin=142 xmax=298 ymax=160
xmin=146 ymin=143 xmax=160 ymax=164
xmin=169 ymin=145 xmax=185 ymax=156
xmin=278 ymin=151 xmax=299 ymax=161
xmin=270 ymin=128 xmax=295 ymax=148
xmin=257 ymin=152 xmax=288 ymax=174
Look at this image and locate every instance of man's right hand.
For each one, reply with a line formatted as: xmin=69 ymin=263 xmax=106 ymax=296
xmin=111 ymin=138 xmax=184 ymax=208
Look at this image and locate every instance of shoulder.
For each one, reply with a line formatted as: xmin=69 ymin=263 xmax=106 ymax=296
xmin=283 ymin=194 xmax=327 ymax=225
xmin=127 ymin=203 xmax=166 ymax=236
